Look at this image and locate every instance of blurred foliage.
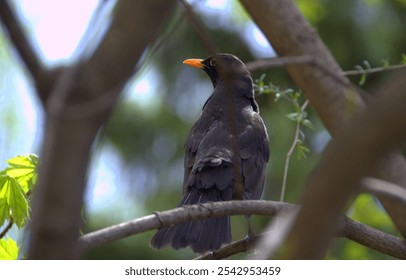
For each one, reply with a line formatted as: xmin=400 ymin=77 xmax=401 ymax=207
xmin=0 ymin=154 xmax=38 ymax=259
xmin=0 ymin=237 xmax=19 ymax=260
xmin=329 ymin=194 xmax=399 ymax=259
xmin=82 ymin=0 xmax=406 ymax=260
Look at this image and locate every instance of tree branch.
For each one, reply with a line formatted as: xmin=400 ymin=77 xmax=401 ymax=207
xmin=0 ymin=218 xmax=14 ymax=239
xmin=0 ymin=0 xmax=55 ymax=102
xmin=284 ymin=70 xmax=406 ymax=259
xmin=197 ymin=217 xmax=406 ymax=260
xmin=246 ymin=56 xmax=313 ymax=72
xmin=240 ymin=0 xmax=406 ymax=240
xmin=338 ymin=216 xmax=406 ymax=260
xmin=343 ymin=63 xmax=406 ymax=76
xmin=361 ymin=177 xmax=406 ymax=205
xmin=80 ymin=200 xmax=290 ymax=249
xmin=0 ymin=0 xmax=44 ymax=79
xmin=79 ymin=200 xmax=406 ymax=259
xmin=178 ymin=0 xmax=219 ymax=54
xmin=27 ymin=0 xmax=177 ymax=259
xmin=246 ymin=56 xmax=406 ymax=77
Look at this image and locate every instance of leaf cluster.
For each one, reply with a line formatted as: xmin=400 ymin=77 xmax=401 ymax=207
xmin=254 ymin=74 xmax=312 ymax=160
xmin=0 ymin=154 xmax=38 ymax=259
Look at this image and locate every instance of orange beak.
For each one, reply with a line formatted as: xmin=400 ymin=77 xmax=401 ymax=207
xmin=183 ymin=58 xmax=204 ymax=69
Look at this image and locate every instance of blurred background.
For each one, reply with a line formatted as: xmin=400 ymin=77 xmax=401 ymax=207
xmin=1 ymin=0 xmax=405 ymax=259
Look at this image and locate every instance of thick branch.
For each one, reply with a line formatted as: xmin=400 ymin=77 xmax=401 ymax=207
xmin=339 ymin=217 xmax=406 ymax=260
xmin=0 ymin=0 xmax=60 ymax=103
xmin=240 ymin=0 xmax=360 ymax=135
xmin=198 ymin=217 xmax=406 ymax=260
xmin=361 ymin=177 xmax=406 ymax=205
xmin=79 ymin=200 xmax=406 ymax=259
xmin=80 ymin=200 xmax=289 ymax=249
xmin=284 ymin=70 xmax=406 ymax=259
xmin=28 ymin=0 xmax=176 ymax=259
xmin=240 ymin=0 xmax=406 ymax=240
xmin=0 ymin=0 xmax=45 ymax=82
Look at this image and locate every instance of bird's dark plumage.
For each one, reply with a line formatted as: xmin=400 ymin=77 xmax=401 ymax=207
xmin=150 ymin=53 xmax=269 ymax=253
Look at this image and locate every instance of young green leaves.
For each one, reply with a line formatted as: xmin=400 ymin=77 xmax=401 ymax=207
xmin=0 ymin=154 xmax=38 ymax=228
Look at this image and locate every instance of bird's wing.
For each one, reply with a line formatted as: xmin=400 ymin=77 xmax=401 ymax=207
xmin=183 ymin=119 xmax=235 ymax=194
xmin=183 ymin=112 xmax=218 ymax=192
xmin=237 ymin=111 xmax=270 ymax=200
xmin=184 ymin=108 xmax=269 ymax=200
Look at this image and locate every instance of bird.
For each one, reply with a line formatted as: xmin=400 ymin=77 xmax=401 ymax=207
xmin=150 ymin=53 xmax=269 ymax=254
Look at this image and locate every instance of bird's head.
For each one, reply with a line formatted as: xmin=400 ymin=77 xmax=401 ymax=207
xmin=183 ymin=53 xmax=251 ymax=88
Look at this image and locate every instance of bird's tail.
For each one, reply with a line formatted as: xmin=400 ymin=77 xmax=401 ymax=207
xmin=150 ymin=188 xmax=231 ymax=253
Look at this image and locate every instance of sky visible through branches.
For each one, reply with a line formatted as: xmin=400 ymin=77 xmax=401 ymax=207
xmin=0 ymin=0 xmax=271 ymax=214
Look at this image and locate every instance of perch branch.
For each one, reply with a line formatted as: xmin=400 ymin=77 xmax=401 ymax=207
xmin=80 ymin=200 xmax=406 ymax=259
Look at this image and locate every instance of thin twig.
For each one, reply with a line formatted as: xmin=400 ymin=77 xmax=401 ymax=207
xmin=343 ymin=63 xmax=406 ymax=76
xmin=0 ymin=218 xmax=14 ymax=239
xmin=246 ymin=55 xmax=314 ymax=72
xmin=195 ymin=233 xmax=263 ymax=260
xmin=280 ymin=99 xmax=309 ymax=201
xmin=178 ymin=0 xmax=219 ymax=54
xmin=247 ymin=56 xmax=406 ymax=77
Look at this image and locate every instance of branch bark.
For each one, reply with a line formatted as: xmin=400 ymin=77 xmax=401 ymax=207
xmin=246 ymin=56 xmax=406 ymax=77
xmin=25 ymin=0 xmax=176 ymax=259
xmin=0 ymin=0 xmax=57 ymax=103
xmin=284 ymin=70 xmax=406 ymax=259
xmin=0 ymin=1 xmax=43 ymax=81
xmin=79 ymin=200 xmax=406 ymax=259
xmin=80 ymin=200 xmax=290 ymax=249
xmin=245 ymin=55 xmax=313 ymax=72
xmin=240 ymin=0 xmax=406 ymax=240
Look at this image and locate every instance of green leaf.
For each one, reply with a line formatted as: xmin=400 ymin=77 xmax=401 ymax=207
xmin=0 ymin=238 xmax=19 ymax=260
xmin=274 ymin=92 xmax=281 ymax=102
xmin=362 ymin=60 xmax=371 ymax=70
xmin=283 ymin=88 xmax=295 ymax=96
xmin=355 ymin=65 xmax=363 ymax=71
xmin=381 ymin=59 xmax=390 ymax=68
xmin=0 ymin=198 xmax=11 ymax=227
xmin=0 ymin=175 xmax=29 ymax=228
xmin=401 ymin=53 xmax=406 ymax=64
xmin=301 ymin=119 xmax=314 ymax=130
xmin=286 ymin=112 xmax=301 ymax=122
xmin=296 ymin=141 xmax=310 ymax=160
xmin=5 ymin=154 xmax=38 ymax=193
xmin=359 ymin=73 xmax=367 ymax=86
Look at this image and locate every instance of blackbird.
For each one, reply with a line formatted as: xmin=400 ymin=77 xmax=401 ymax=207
xmin=150 ymin=53 xmax=269 ymax=253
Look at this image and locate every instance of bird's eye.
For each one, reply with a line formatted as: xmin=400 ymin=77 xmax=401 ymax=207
xmin=209 ymin=58 xmax=216 ymax=66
